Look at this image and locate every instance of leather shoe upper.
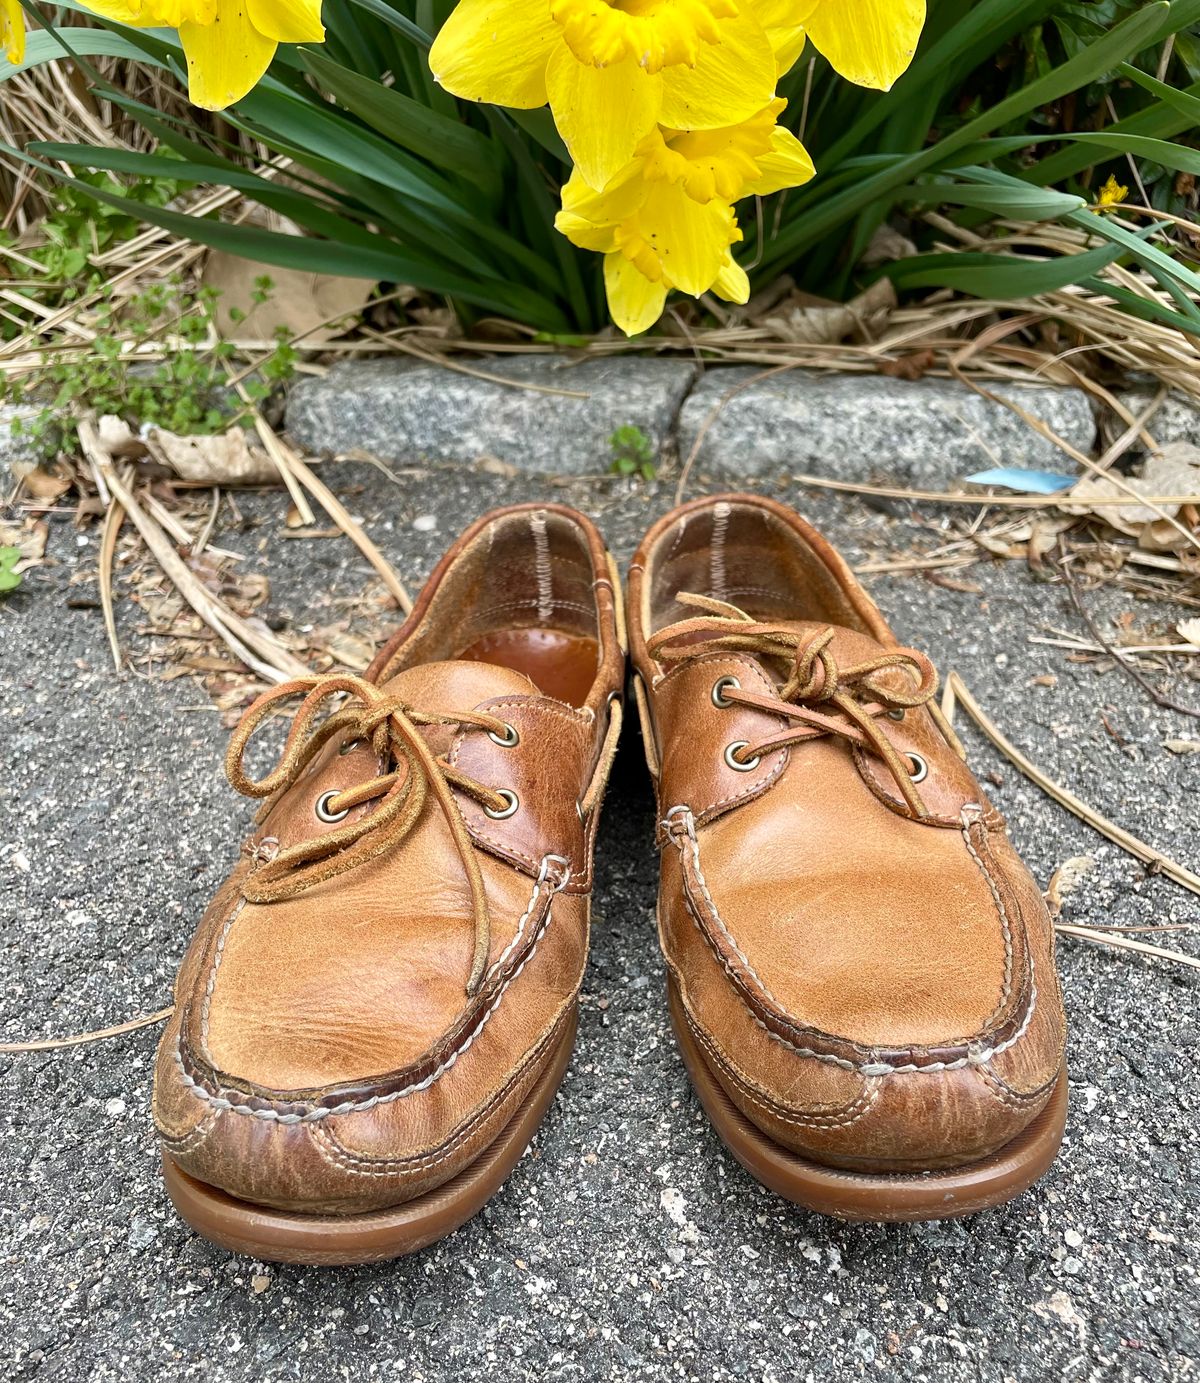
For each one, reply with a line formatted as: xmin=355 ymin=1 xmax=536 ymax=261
xmin=628 ymin=494 xmax=1066 ymax=1173
xmin=153 ymin=505 xmax=624 ymax=1214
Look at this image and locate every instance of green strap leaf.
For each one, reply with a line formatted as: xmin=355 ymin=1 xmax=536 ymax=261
xmin=299 ymin=48 xmax=499 ymax=193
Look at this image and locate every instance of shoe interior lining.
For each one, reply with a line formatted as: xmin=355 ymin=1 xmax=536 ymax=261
xmin=385 ymin=510 xmax=600 ymax=707
xmin=645 ymin=499 xmax=866 ymax=636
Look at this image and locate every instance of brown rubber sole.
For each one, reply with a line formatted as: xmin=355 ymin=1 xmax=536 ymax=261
xmin=668 ymin=980 xmax=1067 ymax=1222
xmin=162 ymin=1008 xmax=577 ymax=1265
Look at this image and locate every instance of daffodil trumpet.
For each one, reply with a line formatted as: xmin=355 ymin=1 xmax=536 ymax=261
xmin=556 ymin=100 xmax=814 ymax=336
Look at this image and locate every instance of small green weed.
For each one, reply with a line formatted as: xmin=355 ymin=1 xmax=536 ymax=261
xmin=1 ymin=276 xmax=296 ymax=452
xmin=0 ymin=547 xmax=22 ymax=596
xmin=608 ymin=425 xmax=656 ymax=481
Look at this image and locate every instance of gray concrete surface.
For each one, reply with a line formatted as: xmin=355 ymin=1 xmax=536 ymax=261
xmin=285 ymin=358 xmax=1100 ymax=489
xmin=286 ymin=357 xmax=697 ymax=476
xmin=675 ymin=373 xmax=1097 ymax=484
xmin=1 ymin=464 xmax=1197 ymax=1382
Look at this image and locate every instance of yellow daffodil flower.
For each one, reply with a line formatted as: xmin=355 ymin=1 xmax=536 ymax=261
xmin=791 ymin=0 xmax=924 ymax=90
xmin=559 ymin=166 xmax=748 ymax=334
xmin=431 ymin=0 xmax=788 ymax=190
xmin=640 ymin=97 xmax=812 ymax=202
xmin=81 ymin=0 xmax=324 ymax=109
xmin=2 ymin=0 xmax=25 ymax=65
xmin=556 ymin=102 xmax=813 ymax=335
xmin=1096 ymin=173 xmax=1129 ymax=210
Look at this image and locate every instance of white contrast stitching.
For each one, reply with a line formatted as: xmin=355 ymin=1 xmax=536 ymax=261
xmin=177 ymin=857 xmax=568 ymax=1124
xmin=662 ymin=805 xmax=1039 ymax=1078
xmin=307 ymin=1010 xmax=571 ymax=1178
xmin=960 ymin=805 xmax=1014 ymax=1023
xmin=530 ymin=509 xmax=553 ymax=622
xmin=684 ymin=1011 xmax=881 ymax=1130
xmin=200 ymin=898 xmax=245 ymax=1056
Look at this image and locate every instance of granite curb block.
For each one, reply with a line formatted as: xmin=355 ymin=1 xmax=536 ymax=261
xmin=283 ymin=355 xmax=1123 ymax=488
xmin=676 ymin=370 xmax=1098 ymax=486
xmin=285 ymin=356 xmax=698 ymax=476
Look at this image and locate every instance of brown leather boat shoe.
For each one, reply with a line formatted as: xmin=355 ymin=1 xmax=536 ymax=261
xmin=628 ymin=494 xmax=1067 ymax=1222
xmin=153 ymin=504 xmax=624 ymax=1263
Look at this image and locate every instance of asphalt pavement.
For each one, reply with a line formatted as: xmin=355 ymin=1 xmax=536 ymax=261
xmin=1 ymin=464 xmax=1197 ymax=1381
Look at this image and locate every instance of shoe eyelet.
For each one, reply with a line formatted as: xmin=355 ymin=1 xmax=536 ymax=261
xmin=315 ymin=789 xmax=350 ymax=823
xmin=487 ymin=722 xmax=520 ymax=748
xmin=711 ymin=675 xmax=740 ymax=708
xmin=886 ymin=708 xmax=905 ymax=722
xmin=484 ymin=789 xmax=519 ymax=820
xmin=907 ymin=752 xmax=929 ymax=784
xmin=338 ymin=737 xmax=365 ymax=756
xmin=724 ymin=741 xmax=761 ymax=773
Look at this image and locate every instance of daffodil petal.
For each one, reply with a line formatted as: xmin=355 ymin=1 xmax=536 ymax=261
xmin=429 ymin=0 xmax=556 ymax=109
xmin=634 ymin=182 xmax=738 ymax=297
xmin=604 ymin=253 xmax=667 ymax=337
xmin=558 ymin=163 xmax=645 ymax=235
xmin=179 ymin=0 xmax=276 ymax=109
xmin=2 ymin=0 xmax=25 ymax=63
xmin=740 ymin=125 xmax=814 ymax=198
xmin=713 ymin=257 xmax=750 ymax=304
xmin=247 ymin=0 xmax=323 ymax=43
xmin=746 ymin=0 xmax=806 ymax=75
xmin=658 ymin=6 xmax=775 ymax=131
xmin=76 ymin=0 xmax=160 ymax=25
xmin=546 ymin=48 xmax=661 ymax=190
xmin=801 ymin=0 xmax=924 ymax=91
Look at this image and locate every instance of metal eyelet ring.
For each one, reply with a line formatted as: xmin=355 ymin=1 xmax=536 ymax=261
xmin=338 ymin=737 xmax=365 ymax=756
xmin=907 ymin=752 xmax=929 ymax=784
xmin=315 ymin=790 xmax=350 ymax=824
xmin=711 ymin=675 xmax=741 ymax=709
xmin=483 ymin=789 xmax=519 ymax=820
xmin=724 ymin=741 xmax=761 ymax=773
xmin=886 ymin=708 xmax=906 ymax=722
xmin=487 ymin=722 xmax=520 ymax=748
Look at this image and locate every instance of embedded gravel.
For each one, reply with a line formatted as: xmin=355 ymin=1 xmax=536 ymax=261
xmin=1 ymin=464 xmax=1197 ymax=1382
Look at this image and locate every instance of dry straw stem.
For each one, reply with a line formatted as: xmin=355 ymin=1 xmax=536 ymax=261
xmin=951 ymin=368 xmax=1200 ymax=557
xmin=1054 ymin=924 xmax=1200 ymax=971
xmin=98 ymin=497 xmax=124 ymax=672
xmin=789 ymin=472 xmax=1200 ymax=509
xmin=0 ymin=1005 xmax=174 ymax=1053
xmin=256 ymin=417 xmax=414 ymax=614
xmin=78 ymin=419 xmax=311 ymax=682
xmin=232 ymin=378 xmax=316 ymax=527
xmin=943 ymin=671 xmax=1200 ymax=899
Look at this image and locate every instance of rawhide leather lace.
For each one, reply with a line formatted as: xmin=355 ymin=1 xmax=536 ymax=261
xmin=227 ymin=673 xmax=517 ymax=994
xmin=647 ymin=593 xmax=964 ymax=818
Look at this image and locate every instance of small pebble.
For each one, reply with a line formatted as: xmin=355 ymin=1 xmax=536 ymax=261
xmin=104 ymin=1097 xmax=126 ymax=1118
xmin=412 ymin=514 xmax=437 ymax=532
xmin=1064 ymin=1228 xmax=1084 ymax=1249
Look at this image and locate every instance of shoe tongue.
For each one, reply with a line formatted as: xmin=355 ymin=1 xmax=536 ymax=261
xmin=759 ymin=620 xmax=892 ymax=667
xmin=661 ymin=616 xmax=890 ymax=672
xmin=379 ymin=658 xmax=536 ymax=715
xmin=376 ymin=658 xmax=535 ymax=757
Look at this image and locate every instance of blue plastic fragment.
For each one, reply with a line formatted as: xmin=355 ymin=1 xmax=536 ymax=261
xmin=963 ymin=467 xmax=1077 ymax=494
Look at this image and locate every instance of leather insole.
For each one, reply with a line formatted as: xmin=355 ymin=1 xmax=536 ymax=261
xmin=457 ymin=629 xmax=599 ymax=708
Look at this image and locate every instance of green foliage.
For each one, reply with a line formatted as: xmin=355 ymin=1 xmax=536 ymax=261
xmin=0 ymin=168 xmax=186 ymax=339
xmin=2 ymin=0 xmax=1199 ymax=333
xmin=0 ymin=548 xmax=21 ymax=595
xmin=608 ymin=425 xmax=656 ymax=481
xmin=1 ymin=278 xmax=296 ymax=447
